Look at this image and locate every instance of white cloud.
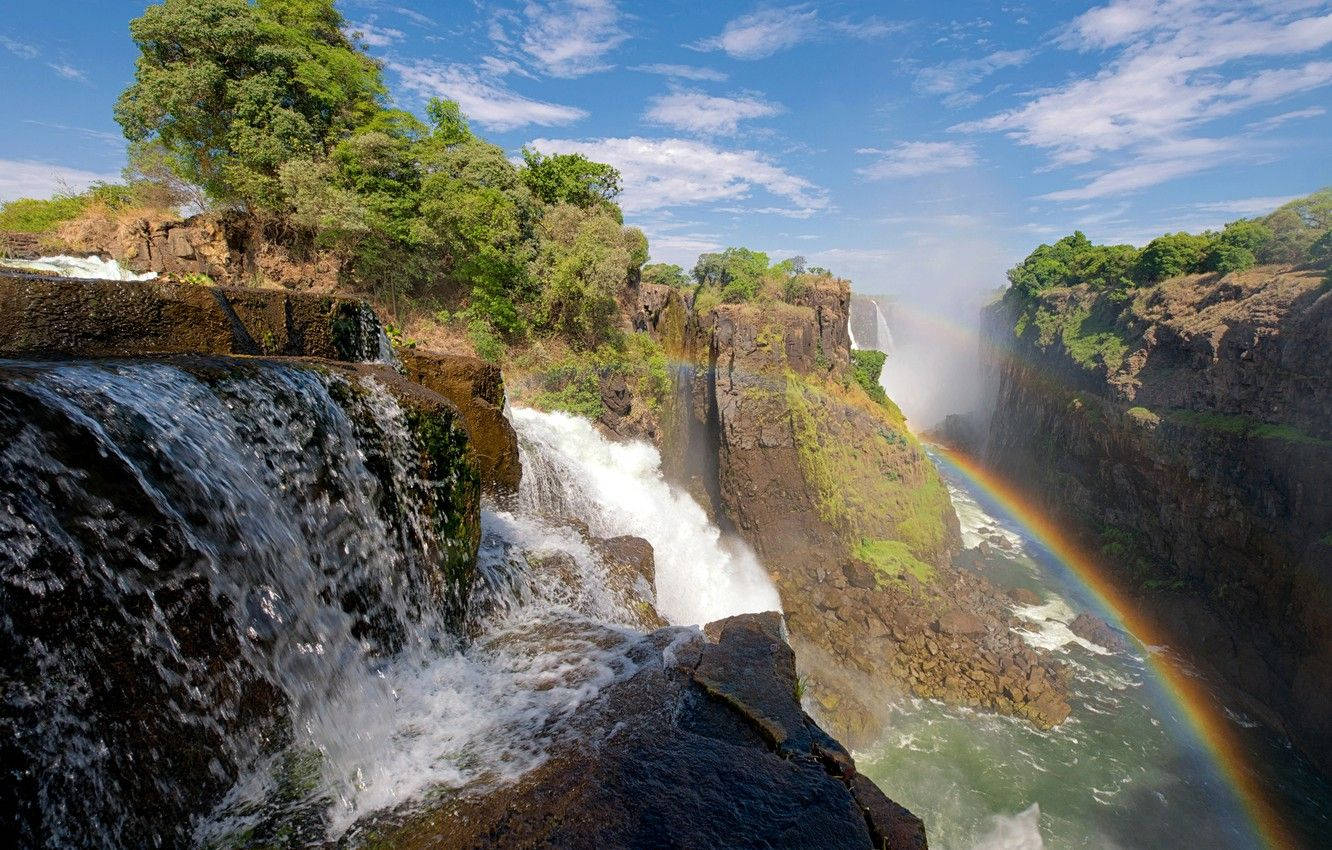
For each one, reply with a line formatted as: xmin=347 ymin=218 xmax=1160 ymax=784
xmin=1193 ymin=195 xmax=1301 ymax=215
xmin=0 ymin=35 xmax=38 ymax=59
xmin=523 ymin=136 xmax=828 ymax=215
xmin=692 ymin=5 xmax=902 ymax=59
xmin=1040 ymin=138 xmax=1235 ymax=201
xmin=47 ymin=62 xmax=86 ymax=82
xmin=0 ymin=159 xmax=119 ymax=204
xmin=956 ymin=0 xmax=1332 ymax=198
xmin=644 ymin=90 xmax=782 ymax=135
xmin=631 ymin=63 xmax=728 ymax=82
xmin=345 ymin=20 xmax=405 ymax=48
xmin=915 ymin=49 xmax=1031 ymax=96
xmin=858 ymin=141 xmax=978 ymax=179
xmin=1244 ymin=105 xmax=1325 ymax=131
xmin=390 ymin=61 xmax=587 ymax=131
xmin=513 ymin=0 xmax=628 ymax=77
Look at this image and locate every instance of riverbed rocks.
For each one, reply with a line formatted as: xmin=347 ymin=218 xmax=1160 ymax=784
xmin=359 ymin=614 xmax=925 ymax=850
xmin=984 ymin=263 xmax=1332 ymax=774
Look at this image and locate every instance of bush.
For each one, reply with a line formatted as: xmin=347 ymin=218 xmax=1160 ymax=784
xmin=0 ymin=195 xmax=88 ymax=233
xmin=851 ymin=349 xmax=890 ymax=407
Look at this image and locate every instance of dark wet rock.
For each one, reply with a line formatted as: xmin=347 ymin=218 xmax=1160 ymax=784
xmin=360 ymin=614 xmax=924 ymax=850
xmin=1069 ymin=612 xmax=1128 ymax=652
xmin=399 ymin=348 xmax=521 ymax=497
xmin=0 ymin=271 xmax=385 ymax=362
xmin=0 ymin=354 xmax=480 ymax=847
xmin=592 ymin=534 xmax=667 ymax=630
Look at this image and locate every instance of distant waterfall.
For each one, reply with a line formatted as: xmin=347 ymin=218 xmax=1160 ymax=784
xmin=872 ymin=301 xmax=896 ymax=354
xmin=512 ymin=407 xmax=782 ymax=626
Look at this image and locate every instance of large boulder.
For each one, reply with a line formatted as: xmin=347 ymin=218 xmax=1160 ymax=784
xmin=358 ymin=613 xmax=926 ymax=850
xmin=398 ymin=348 xmax=522 ymax=497
xmin=0 ymin=271 xmax=386 ymax=362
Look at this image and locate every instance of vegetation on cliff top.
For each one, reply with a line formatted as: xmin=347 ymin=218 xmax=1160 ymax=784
xmin=1007 ymin=188 xmax=1332 ymax=297
xmin=1 ymin=0 xmax=644 ymax=356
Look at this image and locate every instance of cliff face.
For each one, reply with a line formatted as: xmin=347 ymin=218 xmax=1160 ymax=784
xmin=630 ymin=278 xmax=1070 ymax=743
xmin=983 ymin=265 xmax=1332 ymax=772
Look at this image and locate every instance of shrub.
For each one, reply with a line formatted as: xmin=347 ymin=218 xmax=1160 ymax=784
xmin=850 ymin=349 xmax=890 ymax=407
xmin=0 ymin=195 xmax=88 ymax=233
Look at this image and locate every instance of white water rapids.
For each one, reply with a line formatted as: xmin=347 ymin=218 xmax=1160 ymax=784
xmin=0 ymin=254 xmax=157 ymax=280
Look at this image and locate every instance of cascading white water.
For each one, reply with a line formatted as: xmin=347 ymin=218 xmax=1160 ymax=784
xmin=511 ymin=407 xmax=783 ymax=627
xmin=0 ymin=359 xmax=651 ymax=847
xmin=872 ymin=301 xmax=896 ymax=354
xmin=0 ymin=255 xmax=157 ymax=280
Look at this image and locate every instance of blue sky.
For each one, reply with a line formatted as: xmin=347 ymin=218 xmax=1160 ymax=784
xmin=2 ymin=0 xmax=1330 ymax=305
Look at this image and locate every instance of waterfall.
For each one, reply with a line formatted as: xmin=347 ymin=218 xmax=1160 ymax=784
xmin=872 ymin=301 xmax=896 ymax=354
xmin=0 ymin=255 xmax=157 ymax=281
xmin=0 ymin=359 xmax=645 ymax=847
xmin=511 ymin=407 xmax=783 ymax=626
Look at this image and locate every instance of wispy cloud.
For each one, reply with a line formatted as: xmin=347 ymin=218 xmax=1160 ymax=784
xmin=47 ymin=62 xmax=87 ymax=82
xmin=858 ymin=141 xmax=978 ymax=179
xmin=0 ymin=35 xmax=38 ymax=59
xmin=0 ymin=159 xmax=119 ymax=203
xmin=915 ymin=49 xmax=1031 ymax=106
xmin=524 ymin=136 xmax=828 ymax=215
xmin=692 ymin=4 xmax=903 ymax=60
xmin=1040 ymin=138 xmax=1236 ymax=201
xmin=507 ymin=0 xmax=628 ymax=78
xmin=955 ymin=0 xmax=1332 ymax=198
xmin=21 ymin=120 xmax=122 ymax=146
xmin=391 ymin=60 xmax=587 ymax=131
xmin=631 ymin=63 xmax=728 ymax=82
xmin=644 ymin=90 xmax=782 ymax=135
xmin=345 ymin=20 xmax=405 ymax=48
xmin=1193 ymin=195 xmax=1300 ymax=216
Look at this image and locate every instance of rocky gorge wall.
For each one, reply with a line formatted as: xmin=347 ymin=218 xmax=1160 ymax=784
xmin=981 ymin=265 xmax=1332 ymax=775
xmin=626 ymin=278 xmax=1073 ymax=745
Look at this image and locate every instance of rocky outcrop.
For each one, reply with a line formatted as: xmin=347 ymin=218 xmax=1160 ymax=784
xmin=360 ymin=613 xmax=926 ymax=850
xmin=983 ymin=264 xmax=1332 ymax=774
xmin=640 ymin=278 xmax=1069 ymax=743
xmin=399 ymin=348 xmax=522 ymax=497
xmin=51 ymin=211 xmax=342 ymax=290
xmin=0 ymin=270 xmax=386 ymax=361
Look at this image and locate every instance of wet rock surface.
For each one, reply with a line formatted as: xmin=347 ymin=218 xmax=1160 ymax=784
xmin=399 ymin=348 xmax=522 ymax=497
xmin=360 ymin=614 xmax=925 ymax=850
xmin=1069 ymin=612 xmax=1127 ymax=653
xmin=0 ymin=270 xmax=385 ymax=362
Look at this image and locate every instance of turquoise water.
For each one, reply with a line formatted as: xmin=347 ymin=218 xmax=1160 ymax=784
xmin=859 ymin=459 xmax=1331 ymax=849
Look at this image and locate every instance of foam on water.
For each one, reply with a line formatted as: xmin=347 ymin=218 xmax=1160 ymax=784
xmin=0 ymin=254 xmax=158 ymax=280
xmin=511 ymin=407 xmax=783 ymax=626
xmin=969 ymin=804 xmax=1045 ymax=849
xmin=1011 ymin=598 xmax=1111 ymax=656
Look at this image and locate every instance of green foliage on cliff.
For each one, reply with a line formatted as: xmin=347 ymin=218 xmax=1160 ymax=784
xmin=785 ymin=370 xmax=953 ymax=582
xmin=850 ymin=349 xmax=890 ymax=406
xmin=1013 ymin=300 xmax=1132 ymax=373
xmin=641 ymin=262 xmax=691 ymax=288
xmin=690 ymin=249 xmax=830 ymax=308
xmin=854 ymin=538 xmax=935 ymax=587
xmin=1007 ymin=188 xmax=1331 ymax=296
xmin=1163 ymin=409 xmax=1330 ymax=447
xmin=526 ymin=334 xmax=671 ymax=420
xmin=110 ymin=0 xmax=643 ymax=349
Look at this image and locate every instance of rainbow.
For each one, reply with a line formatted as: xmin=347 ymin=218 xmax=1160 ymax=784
xmin=933 ymin=447 xmax=1298 ymax=850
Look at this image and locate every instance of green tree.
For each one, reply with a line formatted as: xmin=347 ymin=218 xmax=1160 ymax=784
xmin=692 ymin=247 xmax=771 ymax=302
xmin=641 ymin=263 xmax=690 ymax=288
xmin=1259 ymin=188 xmax=1332 ymax=264
xmin=532 ymin=204 xmax=635 ymax=347
xmin=1135 ymin=232 xmax=1213 ymax=282
xmin=115 ymin=0 xmax=384 ymax=207
xmin=519 ymin=148 xmax=622 ymax=208
xmin=1203 ymin=219 xmax=1271 ymax=274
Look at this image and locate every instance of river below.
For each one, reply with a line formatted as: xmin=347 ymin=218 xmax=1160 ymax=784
xmin=859 ymin=452 xmax=1332 ymax=849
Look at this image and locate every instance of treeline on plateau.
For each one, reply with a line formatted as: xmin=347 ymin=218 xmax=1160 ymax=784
xmin=2 ymin=0 xmax=647 ymax=355
xmin=1008 ymin=189 xmax=1332 ymax=296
